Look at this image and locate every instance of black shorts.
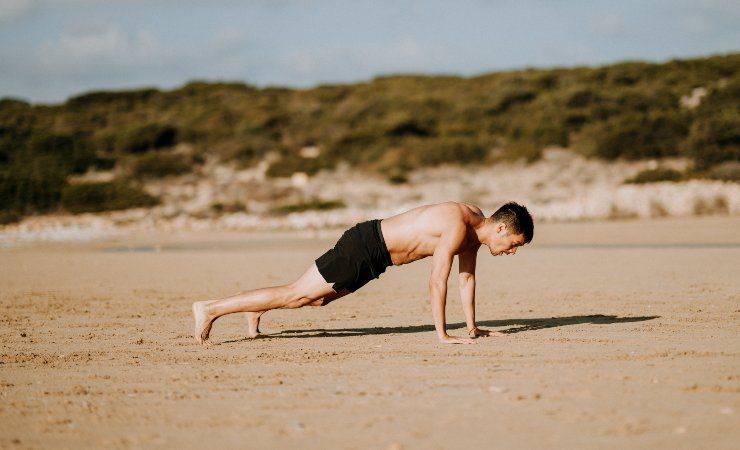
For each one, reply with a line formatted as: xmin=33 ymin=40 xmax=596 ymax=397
xmin=316 ymin=219 xmax=393 ymax=293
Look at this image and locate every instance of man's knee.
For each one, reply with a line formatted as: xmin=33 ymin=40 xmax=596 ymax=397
xmin=281 ymin=282 xmax=344 ymax=309
xmin=308 ymin=298 xmax=328 ymax=307
xmin=282 ymin=292 xmax=315 ymax=309
xmin=309 ymin=289 xmax=348 ymax=307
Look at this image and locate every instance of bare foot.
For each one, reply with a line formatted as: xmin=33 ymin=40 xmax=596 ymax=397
xmin=246 ymin=311 xmax=264 ymax=339
xmin=192 ymin=301 xmax=214 ymax=346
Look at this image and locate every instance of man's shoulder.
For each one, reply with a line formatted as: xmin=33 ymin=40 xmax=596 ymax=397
xmin=459 ymin=202 xmax=484 ymax=216
xmin=414 ymin=202 xmax=482 ymax=233
xmin=425 ymin=203 xmax=473 ymax=238
xmin=430 ymin=201 xmax=481 ymax=212
xmin=429 ymin=202 xmax=468 ymax=222
xmin=436 ymin=202 xmax=484 ymax=224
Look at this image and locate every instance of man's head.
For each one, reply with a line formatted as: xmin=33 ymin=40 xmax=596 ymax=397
xmin=485 ymin=202 xmax=534 ymax=256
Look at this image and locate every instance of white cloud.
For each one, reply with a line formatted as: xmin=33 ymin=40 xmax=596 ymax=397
xmin=3 ymin=1 xmax=739 ymax=102
xmin=0 ymin=0 xmax=35 ymax=23
xmin=590 ymin=13 xmax=624 ymax=36
xmin=283 ymin=37 xmax=438 ymax=82
xmin=213 ymin=26 xmax=249 ymax=50
xmin=36 ymin=23 xmax=167 ymax=74
xmin=674 ymin=0 xmax=740 ymax=33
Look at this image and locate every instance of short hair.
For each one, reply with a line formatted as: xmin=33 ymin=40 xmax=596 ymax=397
xmin=490 ymin=202 xmax=534 ymax=243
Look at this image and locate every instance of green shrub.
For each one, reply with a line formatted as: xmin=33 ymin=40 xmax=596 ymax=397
xmin=383 ymin=113 xmax=435 ymax=137
xmin=386 ymin=170 xmax=409 ymax=184
xmin=0 ymin=98 xmax=30 ymax=109
xmin=684 ymin=111 xmax=740 ymax=169
xmin=574 ymin=112 xmax=689 ymax=160
xmin=67 ymin=88 xmax=160 ymax=111
xmin=625 ymin=168 xmax=684 ymax=184
xmin=0 ymin=209 xmax=21 ymax=225
xmin=111 ymin=123 xmax=178 ymax=153
xmin=210 ymin=201 xmax=247 ymax=213
xmin=487 ymin=87 xmax=537 ymax=113
xmin=0 ymin=128 xmax=97 ymax=213
xmin=26 ymin=131 xmax=96 ymax=174
xmin=61 ymin=180 xmax=159 ymax=213
xmin=93 ymin=156 xmax=116 ymax=170
xmin=0 ymin=154 xmax=69 ymax=212
xmin=217 ymin=130 xmax=279 ymax=166
xmin=271 ymin=198 xmax=345 ymax=215
xmin=706 ymin=161 xmax=740 ymax=182
xmin=265 ymin=153 xmax=331 ymax=177
xmin=681 ymin=79 xmax=740 ymax=169
xmin=498 ymin=140 xmax=542 ymax=162
xmin=604 ymin=62 xmax=654 ymax=86
xmin=130 ymin=152 xmax=192 ymax=178
xmin=324 ymin=130 xmax=383 ymax=165
xmin=413 ymin=137 xmax=489 ymax=166
xmin=502 ymin=105 xmax=569 ymax=149
xmin=565 ymin=89 xmax=601 ymax=108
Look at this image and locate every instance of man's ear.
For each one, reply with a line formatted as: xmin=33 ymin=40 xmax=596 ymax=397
xmin=496 ymin=222 xmax=506 ymax=234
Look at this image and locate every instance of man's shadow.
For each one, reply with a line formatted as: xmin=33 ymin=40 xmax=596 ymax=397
xmin=225 ymin=314 xmax=659 ymax=341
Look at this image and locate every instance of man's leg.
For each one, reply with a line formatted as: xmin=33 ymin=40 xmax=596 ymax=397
xmin=245 ymin=288 xmax=349 ymax=338
xmin=192 ymin=263 xmax=346 ymax=345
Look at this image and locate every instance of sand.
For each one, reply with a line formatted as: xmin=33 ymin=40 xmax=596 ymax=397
xmin=1 ymin=217 xmax=739 ymax=449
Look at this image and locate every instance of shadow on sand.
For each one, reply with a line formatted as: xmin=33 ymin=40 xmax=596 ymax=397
xmin=222 ymin=314 xmax=659 ymax=343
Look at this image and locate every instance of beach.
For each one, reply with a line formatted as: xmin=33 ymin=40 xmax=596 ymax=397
xmin=1 ymin=217 xmax=739 ymax=449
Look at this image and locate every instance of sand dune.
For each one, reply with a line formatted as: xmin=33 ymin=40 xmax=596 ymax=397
xmin=3 ymin=152 xmax=739 ymax=248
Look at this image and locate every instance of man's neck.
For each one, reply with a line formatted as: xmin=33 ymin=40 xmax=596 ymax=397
xmin=473 ymin=217 xmax=492 ymax=246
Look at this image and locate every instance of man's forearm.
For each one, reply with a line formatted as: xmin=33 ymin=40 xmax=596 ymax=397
xmin=430 ymin=281 xmax=448 ymax=339
xmin=459 ymin=278 xmax=476 ymax=332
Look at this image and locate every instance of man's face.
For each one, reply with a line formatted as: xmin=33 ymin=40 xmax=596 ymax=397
xmin=489 ymin=226 xmax=527 ymax=256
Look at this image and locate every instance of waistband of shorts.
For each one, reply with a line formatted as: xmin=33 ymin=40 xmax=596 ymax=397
xmin=373 ymin=219 xmax=393 ymax=267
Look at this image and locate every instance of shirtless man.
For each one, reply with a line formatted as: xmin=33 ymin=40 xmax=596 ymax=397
xmin=193 ymin=201 xmax=533 ymax=345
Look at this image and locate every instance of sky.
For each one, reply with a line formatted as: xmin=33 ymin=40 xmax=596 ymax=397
xmin=1 ymin=0 xmax=738 ymax=103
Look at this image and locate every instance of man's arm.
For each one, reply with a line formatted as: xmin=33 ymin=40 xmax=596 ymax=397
xmin=430 ymin=226 xmax=475 ymax=345
xmin=458 ymin=251 xmax=501 ymax=338
xmin=458 ymin=250 xmax=477 ymax=333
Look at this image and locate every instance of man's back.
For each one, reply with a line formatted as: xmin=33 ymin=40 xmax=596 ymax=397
xmin=380 ymin=202 xmax=485 ymax=266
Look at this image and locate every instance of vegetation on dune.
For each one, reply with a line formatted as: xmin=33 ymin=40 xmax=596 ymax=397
xmin=128 ymin=151 xmax=192 ymax=179
xmin=706 ymin=161 xmax=740 ymax=182
xmin=625 ymin=168 xmax=685 ymax=184
xmin=681 ymin=76 xmax=740 ymax=169
xmin=271 ymin=198 xmax=346 ymax=215
xmin=60 ymin=180 xmax=159 ymax=214
xmin=0 ymin=53 xmax=738 ymax=218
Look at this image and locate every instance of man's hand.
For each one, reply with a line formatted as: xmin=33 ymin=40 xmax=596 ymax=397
xmin=438 ymin=334 xmax=477 ymax=344
xmin=468 ymin=327 xmax=504 ymax=338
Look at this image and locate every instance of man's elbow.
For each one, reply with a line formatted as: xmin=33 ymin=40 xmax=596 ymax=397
xmin=428 ymin=279 xmax=447 ymax=292
xmin=459 ymin=274 xmax=475 ymax=287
